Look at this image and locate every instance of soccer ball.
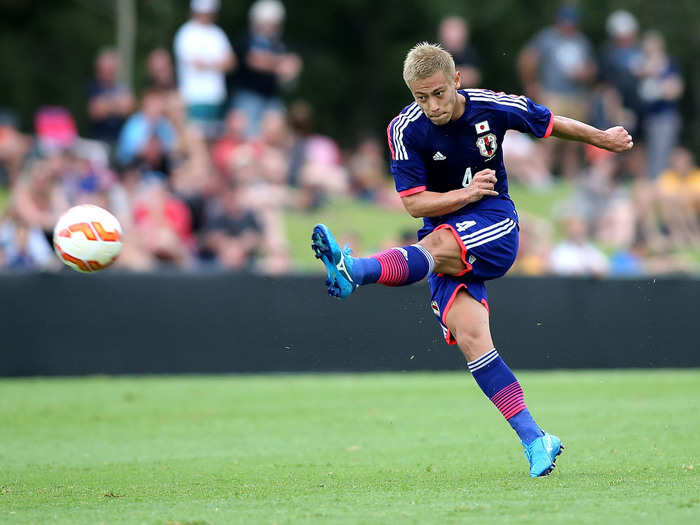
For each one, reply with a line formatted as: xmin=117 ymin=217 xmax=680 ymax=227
xmin=53 ymin=205 xmax=123 ymax=273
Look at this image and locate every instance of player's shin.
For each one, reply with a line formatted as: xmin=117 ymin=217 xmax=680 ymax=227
xmin=351 ymin=244 xmax=434 ymax=286
xmin=467 ymin=349 xmax=544 ymax=445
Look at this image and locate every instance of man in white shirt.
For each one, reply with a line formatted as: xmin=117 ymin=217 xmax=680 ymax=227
xmin=550 ymin=213 xmax=609 ymax=276
xmin=174 ymin=0 xmax=236 ymax=138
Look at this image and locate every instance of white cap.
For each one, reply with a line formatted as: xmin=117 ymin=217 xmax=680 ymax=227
xmin=250 ymin=0 xmax=286 ymax=23
xmin=191 ymin=0 xmax=220 ymax=14
xmin=606 ymin=10 xmax=638 ymax=37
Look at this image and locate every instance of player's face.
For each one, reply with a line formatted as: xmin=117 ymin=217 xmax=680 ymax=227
xmin=410 ymin=71 xmax=461 ymax=126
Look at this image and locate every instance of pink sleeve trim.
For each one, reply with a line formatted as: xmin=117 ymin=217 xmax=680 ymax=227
xmin=543 ymin=112 xmax=555 ymax=138
xmin=398 ymin=185 xmax=426 ymax=197
xmin=386 ymin=117 xmax=398 ymax=160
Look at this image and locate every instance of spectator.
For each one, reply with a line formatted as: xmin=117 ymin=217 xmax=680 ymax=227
xmin=12 ymin=155 xmax=69 ymax=242
xmin=438 ymin=16 xmax=481 ymax=88
xmin=211 ymin=109 xmax=251 ymax=176
xmin=87 ymin=49 xmax=135 ymax=146
xmin=502 ymin=130 xmax=553 ymax=189
xmin=656 ymin=148 xmax=700 ymax=248
xmin=347 ymin=135 xmax=401 ymax=210
xmin=608 ymin=240 xmax=645 ymax=276
xmin=164 ymin=91 xmax=213 ymax=232
xmin=637 ymin=30 xmax=684 ymax=180
xmin=132 ymin=176 xmax=194 ymax=268
xmin=571 ymin=146 xmax=635 ymax=249
xmin=146 ymin=48 xmax=177 ymax=93
xmin=201 ymin=181 xmax=262 ymax=270
xmin=116 ymin=89 xmax=176 ymax=169
xmin=549 ymin=211 xmax=609 ymax=276
xmin=174 ymin=0 xmax=236 ymax=139
xmin=35 ymin=106 xmax=79 ymax=155
xmin=599 ymin=10 xmax=644 ymax=132
xmin=242 ymin=110 xmax=292 ymax=273
xmin=230 ymin=0 xmax=302 ymax=138
xmin=0 ymin=207 xmax=56 ymax=271
xmin=518 ymin=4 xmax=596 ymax=179
xmin=511 ymin=212 xmax=553 ymax=276
xmin=588 ymin=83 xmax=635 ymax=134
xmin=0 ymin=110 xmax=30 ymax=187
xmin=347 ymin=136 xmax=387 ymax=201
xmin=286 ymin=100 xmax=348 ymax=210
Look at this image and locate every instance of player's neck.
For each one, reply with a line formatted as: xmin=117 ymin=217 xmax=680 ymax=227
xmin=450 ymin=93 xmax=467 ymax=122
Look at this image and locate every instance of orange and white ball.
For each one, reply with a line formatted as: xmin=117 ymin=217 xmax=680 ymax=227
xmin=53 ymin=205 xmax=123 ymax=273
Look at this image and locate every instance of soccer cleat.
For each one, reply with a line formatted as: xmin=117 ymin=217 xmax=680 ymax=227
xmin=311 ymin=224 xmax=358 ymax=299
xmin=522 ymin=433 xmax=564 ymax=477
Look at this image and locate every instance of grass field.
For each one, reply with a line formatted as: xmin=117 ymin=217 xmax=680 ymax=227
xmin=1 ymin=371 xmax=698 ymax=524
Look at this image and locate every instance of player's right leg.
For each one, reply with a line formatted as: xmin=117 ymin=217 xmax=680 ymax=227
xmin=311 ymin=224 xmax=462 ymax=298
xmin=444 ymin=290 xmax=563 ymax=477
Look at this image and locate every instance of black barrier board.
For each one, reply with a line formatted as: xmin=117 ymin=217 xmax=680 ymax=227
xmin=0 ymin=273 xmax=697 ymax=376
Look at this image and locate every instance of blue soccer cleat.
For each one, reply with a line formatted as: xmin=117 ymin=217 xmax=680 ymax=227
xmin=311 ymin=224 xmax=358 ymax=299
xmin=523 ymin=433 xmax=564 ymax=477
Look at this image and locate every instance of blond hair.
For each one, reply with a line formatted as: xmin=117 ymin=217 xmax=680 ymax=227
xmin=402 ymin=42 xmax=456 ymax=88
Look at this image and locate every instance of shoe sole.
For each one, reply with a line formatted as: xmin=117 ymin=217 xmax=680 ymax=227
xmin=537 ymin=443 xmax=564 ymax=477
xmin=311 ymin=225 xmax=344 ymax=298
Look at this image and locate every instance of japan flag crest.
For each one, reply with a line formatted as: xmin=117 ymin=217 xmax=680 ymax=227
xmin=476 ymin=133 xmax=498 ymax=160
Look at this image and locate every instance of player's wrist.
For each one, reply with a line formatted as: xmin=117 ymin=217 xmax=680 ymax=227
xmin=593 ymin=129 xmax=610 ymax=150
xmin=462 ymin=186 xmax=479 ymax=204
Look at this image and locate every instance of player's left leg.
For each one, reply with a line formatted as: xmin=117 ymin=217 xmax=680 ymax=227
xmin=445 ymin=290 xmax=564 ymax=477
xmin=311 ymin=224 xmax=462 ymax=298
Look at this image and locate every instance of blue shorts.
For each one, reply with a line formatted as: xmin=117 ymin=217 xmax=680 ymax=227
xmin=418 ymin=209 xmax=519 ymax=345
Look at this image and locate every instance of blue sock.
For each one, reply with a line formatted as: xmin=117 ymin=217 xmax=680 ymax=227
xmin=351 ymin=244 xmax=434 ymax=286
xmin=467 ymin=349 xmax=544 ymax=445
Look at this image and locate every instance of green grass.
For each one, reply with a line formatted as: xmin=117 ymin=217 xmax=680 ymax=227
xmin=1 ymin=370 xmax=698 ymax=524
xmin=508 ymin=181 xmax=573 ymax=220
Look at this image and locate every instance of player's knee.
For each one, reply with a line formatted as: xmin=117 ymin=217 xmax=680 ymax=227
xmin=420 ymin=228 xmax=460 ymax=262
xmin=451 ymin=322 xmax=487 ymax=357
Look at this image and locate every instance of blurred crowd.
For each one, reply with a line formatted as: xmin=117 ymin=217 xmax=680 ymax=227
xmin=509 ymin=5 xmax=698 ymax=276
xmin=0 ymin=2 xmax=697 ymax=276
xmin=0 ymin=0 xmax=394 ymax=274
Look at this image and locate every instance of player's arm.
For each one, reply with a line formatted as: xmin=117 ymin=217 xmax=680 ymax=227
xmin=400 ymin=169 xmax=498 ymax=218
xmin=550 ymin=115 xmax=633 ymax=153
xmin=502 ymin=95 xmax=632 ymax=153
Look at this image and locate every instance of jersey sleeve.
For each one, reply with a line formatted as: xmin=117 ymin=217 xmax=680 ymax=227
xmin=387 ymin=116 xmax=427 ymax=197
xmin=504 ymin=96 xmax=554 ymax=138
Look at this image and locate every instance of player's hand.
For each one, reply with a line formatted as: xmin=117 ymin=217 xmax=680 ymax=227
xmin=465 ymin=169 xmax=499 ymax=203
xmin=601 ymin=126 xmax=633 ymax=153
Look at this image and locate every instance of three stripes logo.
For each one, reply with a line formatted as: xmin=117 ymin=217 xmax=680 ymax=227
xmin=460 ymin=218 xmax=516 ymax=250
xmin=388 ymin=103 xmax=422 ymax=161
xmin=466 ymin=89 xmax=529 ymax=112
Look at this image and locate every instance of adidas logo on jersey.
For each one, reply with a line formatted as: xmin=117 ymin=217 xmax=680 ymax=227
xmin=432 ymin=151 xmax=446 ymax=161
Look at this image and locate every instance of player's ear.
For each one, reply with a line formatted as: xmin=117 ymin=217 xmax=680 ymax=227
xmin=454 ymin=71 xmax=461 ymax=89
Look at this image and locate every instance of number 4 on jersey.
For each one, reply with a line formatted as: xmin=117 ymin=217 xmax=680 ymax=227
xmin=462 ymin=167 xmax=472 ymax=187
xmin=457 ymin=167 xmax=475 ymax=232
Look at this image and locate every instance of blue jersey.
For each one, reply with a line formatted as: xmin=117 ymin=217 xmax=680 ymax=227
xmin=387 ymin=89 xmax=553 ymax=228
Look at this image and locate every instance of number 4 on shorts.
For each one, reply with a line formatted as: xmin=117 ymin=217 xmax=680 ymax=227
xmin=456 ymin=220 xmax=476 ymax=232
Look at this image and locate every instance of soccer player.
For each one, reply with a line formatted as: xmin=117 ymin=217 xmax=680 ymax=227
xmin=311 ymin=43 xmax=633 ymax=477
